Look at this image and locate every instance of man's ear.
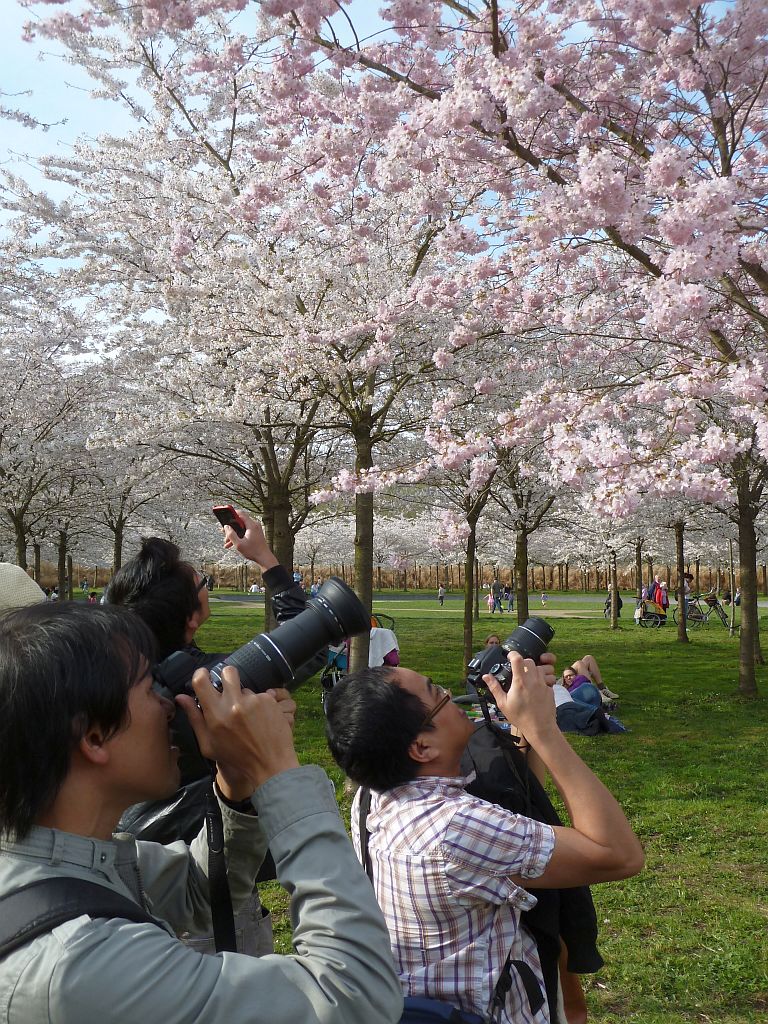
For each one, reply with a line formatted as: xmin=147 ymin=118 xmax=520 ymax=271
xmin=185 ymin=607 xmax=204 ymax=637
xmin=76 ymin=727 xmax=112 ymax=766
xmin=408 ymin=733 xmax=441 ymax=766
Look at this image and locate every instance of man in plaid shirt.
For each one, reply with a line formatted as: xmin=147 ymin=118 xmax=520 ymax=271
xmin=325 ymin=651 xmax=643 ymax=1024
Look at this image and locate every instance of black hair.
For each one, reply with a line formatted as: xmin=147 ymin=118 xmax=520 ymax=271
xmin=325 ymin=667 xmax=430 ymax=792
xmin=0 ymin=603 xmax=156 ymax=841
xmin=105 ymin=537 xmax=200 ymax=659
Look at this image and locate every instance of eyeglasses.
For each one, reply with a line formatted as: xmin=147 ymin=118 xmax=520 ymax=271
xmin=421 ymin=686 xmax=452 ymax=728
xmin=196 ymin=575 xmax=207 ymax=592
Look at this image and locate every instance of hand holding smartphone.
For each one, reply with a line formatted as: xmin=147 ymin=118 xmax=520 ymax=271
xmin=212 ymin=504 xmax=247 ymax=538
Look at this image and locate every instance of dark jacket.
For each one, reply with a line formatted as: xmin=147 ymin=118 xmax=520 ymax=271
xmin=460 ymin=723 xmax=603 ymax=1023
xmin=118 ymin=564 xmax=325 ymax=843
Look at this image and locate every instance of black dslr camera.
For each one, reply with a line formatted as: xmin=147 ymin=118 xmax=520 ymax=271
xmin=157 ymin=576 xmax=371 ymax=696
xmin=466 ymin=617 xmax=555 ymax=696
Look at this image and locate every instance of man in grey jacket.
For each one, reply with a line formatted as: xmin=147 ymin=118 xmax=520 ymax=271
xmin=0 ymin=602 xmax=402 ymax=1024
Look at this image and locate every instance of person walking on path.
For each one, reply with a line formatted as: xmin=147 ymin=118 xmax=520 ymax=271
xmin=437 ymin=584 xmax=446 ymax=607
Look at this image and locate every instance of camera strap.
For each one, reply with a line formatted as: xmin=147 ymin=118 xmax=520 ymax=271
xmin=203 ymin=766 xmax=238 ymax=953
xmin=474 ymin=696 xmax=533 ymax=818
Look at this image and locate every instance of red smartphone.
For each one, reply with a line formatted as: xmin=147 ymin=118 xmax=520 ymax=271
xmin=212 ymin=504 xmax=247 ymax=538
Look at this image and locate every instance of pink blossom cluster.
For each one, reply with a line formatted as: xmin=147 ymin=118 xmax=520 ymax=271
xmin=432 ymin=510 xmax=471 ymax=555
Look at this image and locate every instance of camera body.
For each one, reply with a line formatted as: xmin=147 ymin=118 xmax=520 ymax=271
xmin=466 ymin=617 xmax=555 ymax=695
xmin=156 ymin=576 xmax=370 ymax=696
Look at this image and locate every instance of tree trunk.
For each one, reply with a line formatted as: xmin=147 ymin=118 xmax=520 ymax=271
xmin=674 ymin=521 xmax=689 ymax=644
xmin=474 ymin=557 xmax=480 ymax=622
xmin=729 ymin=539 xmax=738 ymax=639
xmin=646 ymin=557 xmax=653 ymax=589
xmin=515 ymin=532 xmax=530 ymax=624
xmin=113 ymin=519 xmax=125 ymax=574
xmin=462 ymin=524 xmax=478 ymax=671
xmin=264 ymin=488 xmax=295 ymax=632
xmin=735 ymin=469 xmax=760 ymax=695
xmin=13 ymin=516 xmax=27 ymax=570
xmin=350 ymin=432 xmax=374 ymax=673
xmin=67 ymin=554 xmax=74 ymax=601
xmin=634 ymin=537 xmax=644 ymax=604
xmin=33 ymin=542 xmax=41 ymax=582
xmin=762 ymin=562 xmax=768 ymax=597
xmin=57 ymin=531 xmax=67 ymax=598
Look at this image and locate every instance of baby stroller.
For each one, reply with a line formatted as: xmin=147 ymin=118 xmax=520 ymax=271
xmin=320 ymin=612 xmax=399 ymax=712
xmin=634 ymin=599 xmax=667 ymax=628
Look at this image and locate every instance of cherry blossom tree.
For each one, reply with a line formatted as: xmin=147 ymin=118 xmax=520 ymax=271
xmin=0 ymin=343 xmax=94 ymax=568
xmin=16 ymin=0 xmax=768 ymax=693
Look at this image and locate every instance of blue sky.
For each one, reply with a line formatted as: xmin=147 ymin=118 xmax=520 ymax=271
xmin=1 ymin=2 xmax=137 ymax=177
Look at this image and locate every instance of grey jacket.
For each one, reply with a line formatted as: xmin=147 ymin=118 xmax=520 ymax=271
xmin=0 ymin=766 xmax=402 ymax=1024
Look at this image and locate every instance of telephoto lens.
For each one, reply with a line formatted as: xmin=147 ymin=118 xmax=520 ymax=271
xmin=208 ymin=577 xmax=371 ymax=692
xmin=466 ymin=617 xmax=555 ymax=694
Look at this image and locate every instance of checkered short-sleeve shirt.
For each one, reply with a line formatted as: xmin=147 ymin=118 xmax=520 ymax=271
xmin=352 ymin=775 xmax=555 ymax=1024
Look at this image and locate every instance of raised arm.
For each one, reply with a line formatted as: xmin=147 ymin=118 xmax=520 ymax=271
xmin=160 ymin=667 xmax=403 ymax=1024
xmin=221 ymin=508 xmax=326 ymax=681
xmin=486 ymin=655 xmax=644 ymax=888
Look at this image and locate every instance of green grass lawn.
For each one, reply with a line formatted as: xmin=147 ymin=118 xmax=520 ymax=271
xmin=197 ymin=594 xmax=767 ymax=1024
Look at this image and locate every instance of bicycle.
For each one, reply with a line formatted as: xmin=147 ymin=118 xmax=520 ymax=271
xmin=672 ymin=594 xmax=730 ymax=628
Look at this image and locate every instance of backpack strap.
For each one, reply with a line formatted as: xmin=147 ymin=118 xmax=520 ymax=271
xmin=358 ymin=785 xmax=373 ymax=880
xmin=0 ymin=877 xmax=161 ymax=959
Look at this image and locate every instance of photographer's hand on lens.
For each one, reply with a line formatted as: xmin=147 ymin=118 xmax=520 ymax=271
xmin=536 ymin=651 xmax=557 ymax=686
xmin=175 ymin=666 xmax=300 ymax=799
xmin=221 ymin=510 xmax=279 ymax=571
xmin=483 ymin=652 xmax=558 ymax=744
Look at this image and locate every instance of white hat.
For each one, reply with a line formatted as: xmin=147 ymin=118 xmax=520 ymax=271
xmin=0 ymin=564 xmax=46 ymax=612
